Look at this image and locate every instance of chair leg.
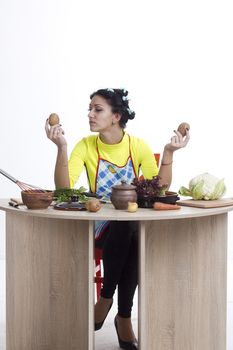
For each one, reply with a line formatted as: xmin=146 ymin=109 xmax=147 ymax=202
xmin=95 ymin=258 xmax=102 ymax=300
xmin=96 ymin=279 xmax=102 ymax=300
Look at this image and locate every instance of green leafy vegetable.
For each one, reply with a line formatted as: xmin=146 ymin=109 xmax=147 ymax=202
xmin=179 ymin=173 xmax=226 ymax=200
xmin=132 ymin=176 xmax=168 ymax=197
xmin=53 ymin=187 xmax=88 ymax=203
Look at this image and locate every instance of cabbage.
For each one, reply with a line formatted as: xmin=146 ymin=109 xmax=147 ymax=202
xmin=178 ymin=172 xmax=226 ymax=200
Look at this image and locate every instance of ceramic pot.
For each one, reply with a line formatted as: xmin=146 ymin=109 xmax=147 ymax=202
xmin=110 ymin=180 xmax=137 ymax=210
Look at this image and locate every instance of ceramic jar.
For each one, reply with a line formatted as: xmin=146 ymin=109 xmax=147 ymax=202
xmin=110 ymin=180 xmax=137 ymax=210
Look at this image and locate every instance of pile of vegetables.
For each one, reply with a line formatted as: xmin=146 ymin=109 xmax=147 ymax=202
xmin=179 ymin=173 xmax=226 ymax=200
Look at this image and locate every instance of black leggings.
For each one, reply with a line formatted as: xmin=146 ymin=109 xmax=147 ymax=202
xmin=96 ymin=221 xmax=138 ymax=318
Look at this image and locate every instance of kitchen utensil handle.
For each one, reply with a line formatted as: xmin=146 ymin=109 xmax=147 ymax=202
xmin=0 ymin=168 xmax=18 ymax=183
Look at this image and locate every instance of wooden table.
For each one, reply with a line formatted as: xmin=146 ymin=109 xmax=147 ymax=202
xmin=0 ymin=199 xmax=232 ymax=350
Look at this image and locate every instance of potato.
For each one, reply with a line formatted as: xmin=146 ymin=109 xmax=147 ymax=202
xmin=127 ymin=202 xmax=138 ymax=213
xmin=85 ymin=198 xmax=102 ymax=212
xmin=48 ymin=113 xmax=60 ymax=126
xmin=177 ymin=122 xmax=190 ymax=137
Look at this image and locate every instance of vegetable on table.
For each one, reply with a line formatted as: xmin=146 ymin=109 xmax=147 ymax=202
xmin=178 ymin=173 xmax=226 ymax=200
xmin=53 ymin=187 xmax=87 ymax=202
xmin=127 ymin=202 xmax=138 ymax=212
xmin=85 ymin=198 xmax=102 ymax=212
xmin=153 ymin=202 xmax=181 ymax=210
xmin=132 ymin=176 xmax=168 ymax=197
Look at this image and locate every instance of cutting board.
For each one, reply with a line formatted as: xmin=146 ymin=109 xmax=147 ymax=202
xmin=178 ymin=198 xmax=233 ymax=208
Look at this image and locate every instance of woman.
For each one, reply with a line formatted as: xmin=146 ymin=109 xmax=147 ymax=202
xmin=45 ymin=88 xmax=190 ymax=350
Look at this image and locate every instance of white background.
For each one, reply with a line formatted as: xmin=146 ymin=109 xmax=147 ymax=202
xmin=0 ymin=0 xmax=233 ymax=349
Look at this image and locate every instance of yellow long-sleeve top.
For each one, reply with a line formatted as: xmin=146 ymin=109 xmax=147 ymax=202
xmin=68 ymin=132 xmax=159 ymax=191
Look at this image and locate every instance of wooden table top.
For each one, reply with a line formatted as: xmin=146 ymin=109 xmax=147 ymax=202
xmin=1 ymin=198 xmax=233 ymax=221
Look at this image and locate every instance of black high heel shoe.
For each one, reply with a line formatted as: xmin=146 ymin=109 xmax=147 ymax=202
xmin=114 ymin=315 xmax=138 ymax=350
xmin=95 ymin=299 xmax=113 ymax=331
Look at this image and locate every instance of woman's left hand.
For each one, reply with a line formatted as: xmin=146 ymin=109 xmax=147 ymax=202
xmin=165 ymin=129 xmax=190 ymax=153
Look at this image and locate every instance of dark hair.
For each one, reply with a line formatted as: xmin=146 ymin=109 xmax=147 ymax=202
xmin=90 ymin=88 xmax=135 ymax=129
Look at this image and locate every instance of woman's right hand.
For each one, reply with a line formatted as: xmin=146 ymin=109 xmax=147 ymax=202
xmin=45 ymin=119 xmax=67 ymax=148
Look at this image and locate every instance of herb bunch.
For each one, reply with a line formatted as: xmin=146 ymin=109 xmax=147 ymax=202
xmin=132 ymin=176 xmax=168 ymax=197
xmin=53 ymin=187 xmax=88 ymax=203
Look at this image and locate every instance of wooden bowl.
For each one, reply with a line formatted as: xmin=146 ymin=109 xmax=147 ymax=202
xmin=21 ymin=190 xmax=54 ymax=209
xmin=137 ymin=191 xmax=180 ymax=208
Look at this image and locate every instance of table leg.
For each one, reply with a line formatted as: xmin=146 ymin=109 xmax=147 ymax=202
xmin=139 ymin=214 xmax=227 ymax=350
xmin=6 ymin=213 xmax=94 ymax=350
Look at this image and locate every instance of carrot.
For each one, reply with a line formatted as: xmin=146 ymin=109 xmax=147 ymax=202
xmin=153 ymin=202 xmax=181 ymax=210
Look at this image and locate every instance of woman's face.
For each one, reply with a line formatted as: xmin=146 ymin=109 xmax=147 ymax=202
xmin=88 ymin=95 xmax=119 ymax=132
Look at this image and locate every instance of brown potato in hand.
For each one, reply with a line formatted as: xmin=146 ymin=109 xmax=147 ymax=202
xmin=177 ymin=122 xmax=190 ymax=137
xmin=48 ymin=113 xmax=60 ymax=126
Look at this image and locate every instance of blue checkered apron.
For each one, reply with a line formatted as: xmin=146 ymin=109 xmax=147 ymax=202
xmin=94 ymin=135 xmax=136 ymax=239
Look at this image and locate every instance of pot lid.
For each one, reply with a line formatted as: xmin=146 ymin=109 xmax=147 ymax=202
xmin=112 ymin=180 xmax=136 ymax=191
